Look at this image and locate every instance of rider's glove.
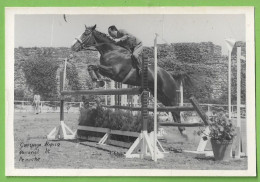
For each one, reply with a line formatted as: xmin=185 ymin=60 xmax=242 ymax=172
xmin=115 ymin=39 xmax=122 ymax=43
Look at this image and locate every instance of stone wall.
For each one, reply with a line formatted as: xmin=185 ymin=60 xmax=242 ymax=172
xmin=14 ymin=41 xmax=246 ymax=103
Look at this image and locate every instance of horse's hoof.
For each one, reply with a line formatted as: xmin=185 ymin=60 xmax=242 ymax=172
xmin=97 ymin=80 xmax=105 ymax=87
xmin=181 ymin=130 xmax=189 ymax=140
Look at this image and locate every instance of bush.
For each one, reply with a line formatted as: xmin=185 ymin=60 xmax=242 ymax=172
xmin=78 ymin=106 xmax=155 ymax=143
xmin=78 ymin=106 xmax=154 ymax=132
xmin=198 ymin=112 xmax=236 ymax=141
xmin=14 ymin=89 xmax=25 ymax=100
xmin=208 ymin=112 xmax=236 ymax=141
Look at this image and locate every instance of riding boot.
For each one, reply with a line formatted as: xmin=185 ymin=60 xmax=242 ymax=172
xmin=136 ymin=58 xmax=142 ymax=76
xmin=131 ymin=55 xmax=142 ymax=75
xmin=87 ymin=69 xmax=98 ymax=82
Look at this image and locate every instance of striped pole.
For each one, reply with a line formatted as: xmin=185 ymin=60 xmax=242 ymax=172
xmin=60 ymin=59 xmax=67 ymax=122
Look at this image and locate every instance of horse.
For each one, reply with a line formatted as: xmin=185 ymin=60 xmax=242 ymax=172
xmin=71 ymin=24 xmax=187 ymax=137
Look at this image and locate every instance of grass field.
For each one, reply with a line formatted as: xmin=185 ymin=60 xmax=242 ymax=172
xmin=14 ymin=112 xmax=247 ymax=170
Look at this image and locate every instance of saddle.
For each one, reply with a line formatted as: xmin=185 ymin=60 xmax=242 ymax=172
xmin=114 ymin=43 xmax=143 ymax=83
xmin=122 ymin=55 xmax=142 ymax=84
xmin=131 ymin=55 xmax=141 ymax=71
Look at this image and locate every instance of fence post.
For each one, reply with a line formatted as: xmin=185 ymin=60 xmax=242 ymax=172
xmin=180 ymin=81 xmax=183 ymax=106
xmin=60 ymin=71 xmax=64 ymax=121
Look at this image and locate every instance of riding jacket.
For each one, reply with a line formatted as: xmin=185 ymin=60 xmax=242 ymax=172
xmin=116 ymin=29 xmax=142 ymax=52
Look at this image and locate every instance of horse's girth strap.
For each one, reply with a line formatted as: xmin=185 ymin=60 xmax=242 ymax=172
xmin=122 ymin=68 xmax=135 ymax=84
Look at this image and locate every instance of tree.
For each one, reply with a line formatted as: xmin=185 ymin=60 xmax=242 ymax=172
xmin=23 ymin=55 xmax=59 ymax=100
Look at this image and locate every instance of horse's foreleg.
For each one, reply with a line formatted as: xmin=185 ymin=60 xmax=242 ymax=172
xmin=87 ymin=65 xmax=98 ymax=82
xmin=94 ymin=69 xmax=102 ymax=80
xmin=97 ymin=65 xmax=116 ymax=80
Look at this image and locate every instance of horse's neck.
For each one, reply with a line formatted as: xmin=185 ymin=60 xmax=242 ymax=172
xmin=93 ymin=31 xmax=129 ymax=56
xmin=95 ymin=44 xmax=117 ymax=56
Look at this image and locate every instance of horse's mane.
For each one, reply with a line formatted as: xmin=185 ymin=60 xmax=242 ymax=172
xmin=92 ymin=29 xmax=131 ymax=52
xmin=93 ymin=29 xmax=116 ymax=44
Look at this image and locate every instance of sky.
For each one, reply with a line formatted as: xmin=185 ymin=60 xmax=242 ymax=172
xmin=15 ymin=14 xmax=245 ymax=55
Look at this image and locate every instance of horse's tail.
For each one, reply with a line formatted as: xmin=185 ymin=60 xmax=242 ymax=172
xmin=170 ymin=72 xmax=192 ymax=138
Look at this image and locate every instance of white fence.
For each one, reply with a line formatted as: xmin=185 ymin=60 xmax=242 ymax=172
xmin=14 ymin=101 xmax=83 ymax=113
xmin=14 ymin=100 xmax=246 ymax=118
xmin=181 ymin=103 xmax=246 ymax=118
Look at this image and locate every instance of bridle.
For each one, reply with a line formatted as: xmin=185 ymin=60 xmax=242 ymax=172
xmin=74 ymin=29 xmax=108 ymax=51
xmin=74 ymin=29 xmax=98 ymax=51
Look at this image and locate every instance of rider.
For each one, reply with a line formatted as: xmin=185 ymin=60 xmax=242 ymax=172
xmin=108 ymin=25 xmax=143 ymax=73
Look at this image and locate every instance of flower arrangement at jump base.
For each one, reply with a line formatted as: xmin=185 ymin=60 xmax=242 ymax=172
xmin=199 ymin=112 xmax=236 ymax=161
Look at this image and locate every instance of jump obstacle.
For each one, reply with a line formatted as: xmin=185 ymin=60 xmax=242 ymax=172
xmin=47 ymin=53 xmax=168 ymax=160
xmin=47 ymin=35 xmax=214 ymax=161
xmin=47 ymin=58 xmax=77 ymax=140
xmin=225 ymin=40 xmax=247 ymax=158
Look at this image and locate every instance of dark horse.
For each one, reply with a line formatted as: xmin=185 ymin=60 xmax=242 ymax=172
xmin=71 ymin=25 xmax=187 ymax=137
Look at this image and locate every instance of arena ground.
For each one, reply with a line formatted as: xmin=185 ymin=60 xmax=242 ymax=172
xmin=14 ymin=112 xmax=247 ymax=170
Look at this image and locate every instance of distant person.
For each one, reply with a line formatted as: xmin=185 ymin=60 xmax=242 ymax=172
xmin=93 ymin=98 xmax=101 ymax=109
xmin=33 ymin=93 xmax=41 ymax=114
xmin=82 ymin=95 xmax=90 ymax=109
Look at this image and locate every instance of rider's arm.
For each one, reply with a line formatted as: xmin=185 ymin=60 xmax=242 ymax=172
xmin=118 ymin=35 xmax=129 ymax=42
xmin=117 ymin=29 xmax=129 ymax=42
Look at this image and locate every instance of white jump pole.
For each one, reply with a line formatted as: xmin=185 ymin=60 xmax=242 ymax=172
xmin=63 ymin=58 xmax=67 ymax=90
xmin=237 ymin=47 xmax=241 ymax=128
xmin=121 ymin=84 xmax=128 ymax=106
xmin=236 ymin=47 xmax=242 ymax=158
xmin=110 ymin=80 xmax=115 ymax=106
xmin=154 ymin=34 xmax=158 ymax=162
xmin=228 ymin=48 xmax=232 ymax=120
xmin=225 ymin=39 xmax=236 ymax=120
xmin=47 ymin=57 xmax=76 ymax=140
xmin=180 ymin=81 xmax=184 ymax=106
xmin=104 ymin=82 xmax=107 ymax=105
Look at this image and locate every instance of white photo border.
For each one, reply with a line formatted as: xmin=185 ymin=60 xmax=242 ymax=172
xmin=5 ymin=7 xmax=256 ymax=176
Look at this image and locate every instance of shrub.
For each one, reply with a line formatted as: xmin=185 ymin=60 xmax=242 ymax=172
xmin=198 ymin=112 xmax=236 ymax=141
xmin=14 ymin=89 xmax=25 ymax=100
xmin=78 ymin=106 xmax=155 ymax=143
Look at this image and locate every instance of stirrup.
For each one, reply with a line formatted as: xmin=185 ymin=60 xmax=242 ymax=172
xmin=138 ymin=68 xmax=142 ymax=76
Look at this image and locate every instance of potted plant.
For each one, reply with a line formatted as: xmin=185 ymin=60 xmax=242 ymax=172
xmin=199 ymin=112 xmax=236 ymax=161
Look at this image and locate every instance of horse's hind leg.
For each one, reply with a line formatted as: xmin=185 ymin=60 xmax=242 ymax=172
xmin=157 ymin=91 xmax=185 ymax=128
xmin=171 ymin=111 xmax=186 ymax=136
xmin=156 ymin=72 xmax=188 ymax=138
xmin=160 ymin=92 xmax=187 ymax=137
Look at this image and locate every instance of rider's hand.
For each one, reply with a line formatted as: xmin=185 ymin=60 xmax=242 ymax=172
xmin=115 ymin=39 xmax=121 ymax=43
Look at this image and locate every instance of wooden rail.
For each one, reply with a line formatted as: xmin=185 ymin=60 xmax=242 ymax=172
xmin=101 ymin=105 xmax=195 ymax=112
xmin=61 ymin=88 xmax=140 ymax=96
xmin=77 ymin=125 xmax=139 ymax=137
xmin=159 ymin=122 xmax=205 ymax=127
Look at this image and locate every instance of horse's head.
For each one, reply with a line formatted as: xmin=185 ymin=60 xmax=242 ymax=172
xmin=71 ymin=24 xmax=97 ymax=52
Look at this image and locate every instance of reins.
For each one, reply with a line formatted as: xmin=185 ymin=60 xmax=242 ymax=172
xmin=75 ymin=31 xmax=115 ymax=52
